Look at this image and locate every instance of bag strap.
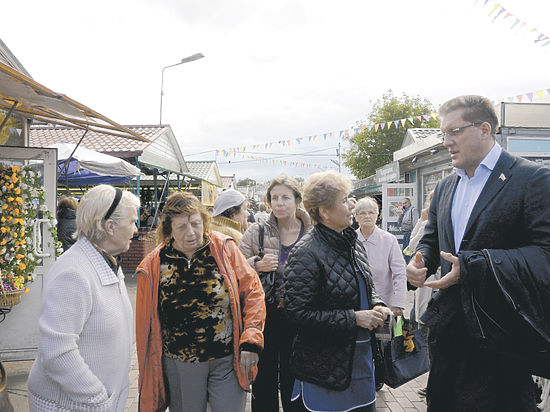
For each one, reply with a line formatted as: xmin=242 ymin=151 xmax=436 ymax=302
xmin=258 ymin=223 xmax=265 ymax=259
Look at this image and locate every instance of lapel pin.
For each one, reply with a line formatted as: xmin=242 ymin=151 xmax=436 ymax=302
xmin=499 ymin=173 xmax=506 ymax=182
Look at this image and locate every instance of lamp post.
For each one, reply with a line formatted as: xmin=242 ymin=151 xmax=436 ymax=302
xmin=159 ymin=53 xmax=204 ymax=125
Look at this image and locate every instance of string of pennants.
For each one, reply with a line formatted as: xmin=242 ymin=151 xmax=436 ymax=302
xmin=494 ymin=87 xmax=550 ymax=104
xmin=220 ymin=152 xmax=329 ymax=171
xmin=217 ymin=112 xmax=438 ymax=157
xmin=216 ymin=83 xmax=550 ymax=169
xmin=473 ymin=0 xmax=550 ymax=49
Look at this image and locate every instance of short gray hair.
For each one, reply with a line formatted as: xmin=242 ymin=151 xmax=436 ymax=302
xmin=303 ymin=170 xmax=352 ymax=225
xmin=439 ymin=95 xmax=499 ymax=138
xmin=355 ymin=197 xmax=379 ymax=215
xmin=76 ymin=185 xmax=140 ymax=243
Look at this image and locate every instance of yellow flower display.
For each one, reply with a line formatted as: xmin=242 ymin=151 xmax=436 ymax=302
xmin=0 ymin=162 xmax=59 ymax=293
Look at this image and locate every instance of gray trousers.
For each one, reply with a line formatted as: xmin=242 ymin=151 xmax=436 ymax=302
xmin=163 ymin=354 xmax=247 ymax=412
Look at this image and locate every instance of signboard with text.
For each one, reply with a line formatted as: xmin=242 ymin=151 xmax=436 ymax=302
xmin=381 ymin=183 xmax=416 ymax=247
xmin=375 ymin=161 xmax=400 ymax=184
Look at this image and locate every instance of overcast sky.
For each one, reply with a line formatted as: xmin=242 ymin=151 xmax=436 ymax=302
xmin=2 ymin=0 xmax=550 ymax=182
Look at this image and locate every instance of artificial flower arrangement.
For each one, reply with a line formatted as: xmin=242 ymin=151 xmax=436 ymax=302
xmin=0 ymin=162 xmax=60 ymax=305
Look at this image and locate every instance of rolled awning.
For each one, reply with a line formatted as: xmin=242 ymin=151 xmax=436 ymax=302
xmin=0 ymin=61 xmax=149 ymax=142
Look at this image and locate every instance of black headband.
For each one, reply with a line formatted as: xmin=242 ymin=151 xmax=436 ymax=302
xmin=104 ymin=188 xmax=122 ymax=221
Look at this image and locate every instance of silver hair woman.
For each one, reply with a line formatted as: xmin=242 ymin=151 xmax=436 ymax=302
xmin=354 ymin=197 xmax=406 ymax=318
xmin=28 ymin=185 xmax=140 ymax=412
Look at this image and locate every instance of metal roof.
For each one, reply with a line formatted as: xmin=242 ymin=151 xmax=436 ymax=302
xmin=186 ymin=161 xmax=222 ymax=187
xmin=30 ymin=124 xmax=188 ymax=174
xmin=394 ymin=128 xmax=444 ymax=162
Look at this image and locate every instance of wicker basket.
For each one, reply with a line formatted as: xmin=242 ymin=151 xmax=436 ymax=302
xmin=0 ymin=286 xmax=23 ymax=307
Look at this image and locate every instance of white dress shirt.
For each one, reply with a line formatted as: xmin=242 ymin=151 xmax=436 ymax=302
xmin=451 ymin=142 xmax=502 ymax=253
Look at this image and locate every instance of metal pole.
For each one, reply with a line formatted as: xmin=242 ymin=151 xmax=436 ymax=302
xmin=159 ymin=53 xmax=204 ymax=125
xmin=159 ymin=67 xmax=166 ymax=125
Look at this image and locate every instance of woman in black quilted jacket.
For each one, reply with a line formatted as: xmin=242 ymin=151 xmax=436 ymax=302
xmin=284 ymin=170 xmax=391 ymax=412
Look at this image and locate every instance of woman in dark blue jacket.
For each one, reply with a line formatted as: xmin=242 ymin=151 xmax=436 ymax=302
xmin=284 ymin=171 xmax=391 ymax=412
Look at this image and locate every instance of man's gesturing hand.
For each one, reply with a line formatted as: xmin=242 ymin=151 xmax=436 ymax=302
xmin=406 ymin=252 xmax=427 ymax=288
xmin=424 ymin=251 xmax=460 ymax=289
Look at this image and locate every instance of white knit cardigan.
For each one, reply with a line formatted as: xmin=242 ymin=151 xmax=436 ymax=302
xmin=27 ymin=237 xmax=133 ymax=412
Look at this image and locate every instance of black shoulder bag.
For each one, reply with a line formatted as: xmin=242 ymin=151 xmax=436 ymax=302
xmin=257 ymin=223 xmax=276 ymax=305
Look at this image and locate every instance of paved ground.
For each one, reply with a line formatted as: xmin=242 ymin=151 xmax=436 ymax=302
xmin=3 ymin=272 xmax=427 ymax=411
xmin=4 ymin=343 xmax=428 ymax=412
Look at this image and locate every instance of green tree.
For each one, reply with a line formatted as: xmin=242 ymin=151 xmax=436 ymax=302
xmin=237 ymin=178 xmax=257 ymax=187
xmin=343 ymin=90 xmax=440 ymax=179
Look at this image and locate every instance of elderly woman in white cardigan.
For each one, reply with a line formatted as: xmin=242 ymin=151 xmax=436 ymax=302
xmin=28 ymin=185 xmax=140 ymax=412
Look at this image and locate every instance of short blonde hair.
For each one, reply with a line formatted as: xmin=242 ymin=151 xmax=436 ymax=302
xmin=303 ymin=170 xmax=352 ymax=225
xmin=76 ymin=185 xmax=140 ymax=243
xmin=355 ymin=197 xmax=379 ymax=215
xmin=157 ymin=192 xmax=211 ymax=244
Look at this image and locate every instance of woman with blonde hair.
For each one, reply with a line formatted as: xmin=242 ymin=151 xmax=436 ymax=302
xmin=285 ymin=171 xmax=391 ymax=412
xmin=136 ymin=191 xmax=266 ymax=412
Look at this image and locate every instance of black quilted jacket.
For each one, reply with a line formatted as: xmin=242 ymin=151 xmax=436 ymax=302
xmin=284 ymin=223 xmax=384 ymax=390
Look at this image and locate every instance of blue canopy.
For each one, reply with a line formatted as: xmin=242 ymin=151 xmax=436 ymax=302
xmin=50 ymin=142 xmax=141 ymax=187
xmin=58 ymin=159 xmax=134 ymax=186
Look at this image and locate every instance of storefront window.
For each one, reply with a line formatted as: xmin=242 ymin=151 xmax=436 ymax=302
xmin=0 ymin=110 xmax=25 ymax=146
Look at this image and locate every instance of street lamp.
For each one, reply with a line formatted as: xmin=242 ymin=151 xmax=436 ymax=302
xmin=159 ymin=53 xmax=205 ymax=125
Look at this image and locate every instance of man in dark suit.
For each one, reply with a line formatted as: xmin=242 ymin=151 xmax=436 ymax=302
xmin=406 ymin=95 xmax=549 ymax=411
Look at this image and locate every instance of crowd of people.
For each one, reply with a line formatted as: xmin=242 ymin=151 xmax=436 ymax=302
xmin=25 ymin=94 xmax=550 ymax=412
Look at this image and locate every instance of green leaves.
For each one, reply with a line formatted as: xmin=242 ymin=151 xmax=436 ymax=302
xmin=343 ymin=91 xmax=439 ymax=179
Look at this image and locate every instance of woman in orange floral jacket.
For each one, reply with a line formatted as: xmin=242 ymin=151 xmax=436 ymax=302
xmin=136 ymin=192 xmax=265 ymax=412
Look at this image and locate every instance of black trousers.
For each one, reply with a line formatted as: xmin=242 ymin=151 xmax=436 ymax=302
xmin=252 ymin=308 xmax=295 ymax=412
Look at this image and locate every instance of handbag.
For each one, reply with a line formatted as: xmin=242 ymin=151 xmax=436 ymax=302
xmin=257 ymin=222 xmax=276 ymax=305
xmin=383 ymin=317 xmax=429 ymax=389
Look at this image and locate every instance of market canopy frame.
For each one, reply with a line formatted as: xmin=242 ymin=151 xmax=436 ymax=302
xmin=0 ymin=61 xmax=149 ymax=142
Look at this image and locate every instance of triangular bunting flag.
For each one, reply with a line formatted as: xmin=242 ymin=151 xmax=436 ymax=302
xmin=492 ymin=7 xmax=506 ymax=22
xmin=380 ymin=122 xmax=386 ymax=130
xmin=488 ymin=3 xmax=500 ymax=16
xmin=537 ymin=90 xmax=544 ymax=100
xmin=401 ymin=118 xmax=407 ymax=127
xmin=511 ymin=18 xmax=520 ymax=29
xmin=516 ymin=95 xmax=523 ymax=102
xmin=527 ymin=92 xmax=533 ymax=101
xmin=394 ymin=120 xmax=400 ymax=128
xmin=374 ymin=124 xmax=379 ymax=132
xmin=416 ymin=115 xmax=422 ymax=122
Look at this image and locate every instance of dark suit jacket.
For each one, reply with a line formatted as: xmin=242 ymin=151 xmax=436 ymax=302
xmin=416 ymin=149 xmax=550 ymax=412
